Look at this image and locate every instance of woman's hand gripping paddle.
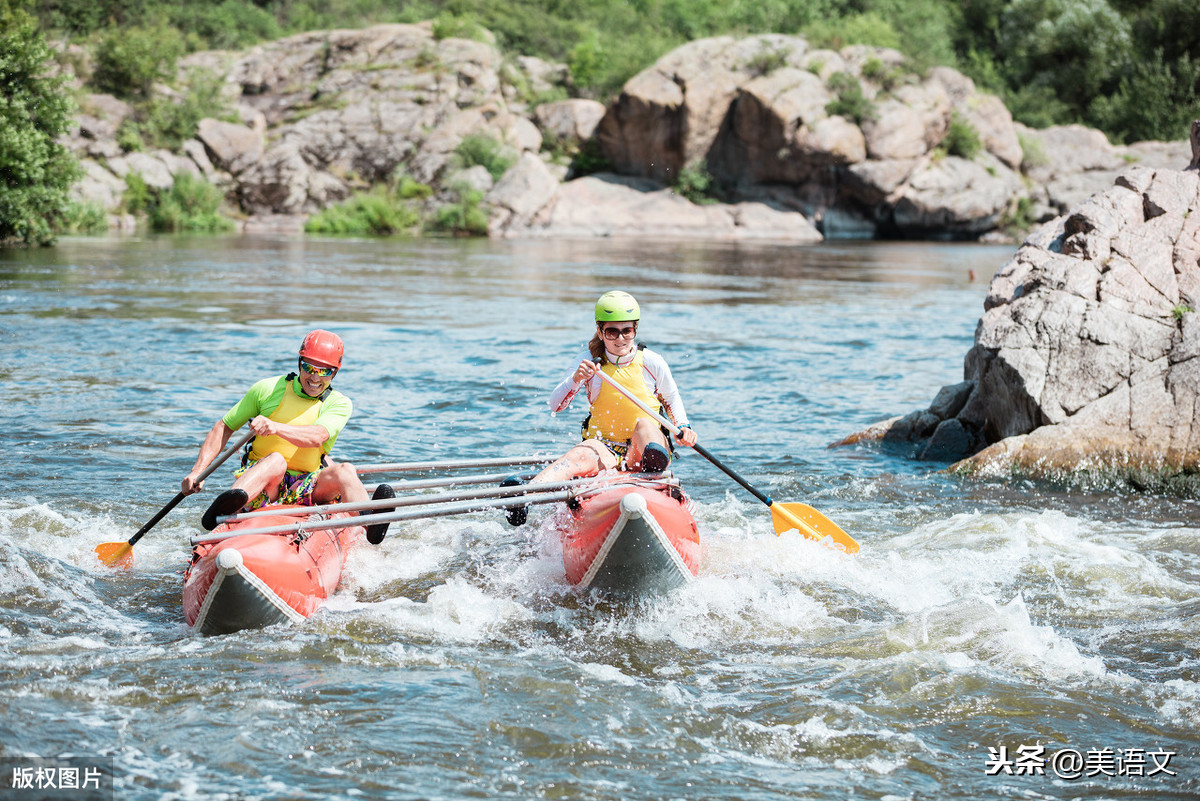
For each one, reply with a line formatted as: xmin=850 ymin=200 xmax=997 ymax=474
xmin=95 ymin=428 xmax=256 ymax=568
xmin=591 ymin=368 xmax=859 ymax=554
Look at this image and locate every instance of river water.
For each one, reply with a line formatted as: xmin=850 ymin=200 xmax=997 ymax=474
xmin=1 ymin=234 xmax=1197 ymax=800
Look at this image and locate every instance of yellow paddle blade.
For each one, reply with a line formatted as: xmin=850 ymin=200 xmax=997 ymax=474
xmin=770 ymin=502 xmax=860 ymax=555
xmin=95 ymin=541 xmax=134 ymax=569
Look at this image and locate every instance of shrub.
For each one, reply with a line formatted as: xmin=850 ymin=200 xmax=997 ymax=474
xmin=91 ymin=20 xmax=187 ymax=99
xmin=1088 ymin=49 xmax=1200 ymax=144
xmin=568 ymin=138 xmax=613 ymax=178
xmin=1017 ymin=131 xmax=1048 ymax=171
xmin=121 ymin=172 xmax=153 ymax=215
xmin=122 ymin=172 xmax=235 ymax=232
xmin=567 ymin=33 xmax=607 ymax=97
xmin=168 ymin=0 xmax=282 ymax=50
xmin=673 ymin=161 xmax=718 ymax=205
xmin=431 ymin=12 xmax=491 ymax=43
xmin=804 ymin=12 xmax=902 ymax=52
xmin=941 ymin=112 xmax=982 ymax=160
xmin=453 ymin=133 xmax=517 ymax=181
xmin=150 ymin=173 xmax=235 ymax=232
xmin=116 ymin=69 xmax=233 ymax=152
xmin=0 ymin=0 xmax=79 ymax=245
xmin=429 ymin=185 xmax=489 ymax=236
xmin=304 ymin=178 xmax=426 ymax=236
xmin=56 ymin=201 xmax=109 ymax=235
xmin=861 ymin=56 xmax=908 ymax=91
xmin=743 ymin=42 xmax=792 ymax=77
xmin=826 ymin=72 xmax=877 ymax=125
xmin=1002 ymin=195 xmax=1037 ymax=238
xmin=396 ymin=174 xmax=434 ymax=200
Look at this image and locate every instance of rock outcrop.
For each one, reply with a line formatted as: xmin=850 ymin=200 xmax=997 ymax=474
xmin=837 ymin=128 xmax=1200 ymax=488
xmin=63 ymin=26 xmax=1190 ymax=242
xmin=589 ymin=37 xmax=1182 ymax=240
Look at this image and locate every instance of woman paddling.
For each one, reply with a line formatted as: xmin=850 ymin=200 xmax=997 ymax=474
xmin=506 ymin=291 xmax=698 ymax=525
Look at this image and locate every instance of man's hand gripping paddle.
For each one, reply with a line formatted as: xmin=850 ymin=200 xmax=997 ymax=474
xmin=95 ymin=428 xmax=256 ymax=568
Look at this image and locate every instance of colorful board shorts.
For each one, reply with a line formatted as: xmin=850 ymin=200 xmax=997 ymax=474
xmin=234 ymin=461 xmax=321 ymax=511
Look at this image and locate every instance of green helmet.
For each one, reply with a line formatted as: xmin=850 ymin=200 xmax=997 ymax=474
xmin=594 ymin=291 xmax=641 ymax=322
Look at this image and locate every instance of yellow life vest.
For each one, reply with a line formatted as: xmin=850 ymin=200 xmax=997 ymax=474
xmin=246 ymin=377 xmax=327 ymax=473
xmin=583 ymin=350 xmax=661 ymax=444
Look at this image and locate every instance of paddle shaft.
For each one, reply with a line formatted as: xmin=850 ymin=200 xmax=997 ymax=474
xmin=591 ymin=369 xmax=776 ymax=505
xmin=594 ymin=366 xmax=859 ymax=552
xmin=219 ymin=473 xmax=676 ymax=522
xmin=126 ymin=428 xmax=255 ymax=547
xmin=192 ymin=489 xmax=576 ymax=543
xmin=355 ymin=456 xmax=550 ymax=474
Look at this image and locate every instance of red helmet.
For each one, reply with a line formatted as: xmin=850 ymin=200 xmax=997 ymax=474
xmin=298 ymin=329 xmax=344 ymax=368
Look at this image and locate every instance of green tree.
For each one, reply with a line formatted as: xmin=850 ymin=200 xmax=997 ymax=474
xmin=0 ymin=0 xmax=79 ymax=245
xmin=1090 ymin=49 xmax=1200 ymax=143
xmin=91 ymin=19 xmax=187 ymax=98
xmin=998 ymin=0 xmax=1132 ymax=120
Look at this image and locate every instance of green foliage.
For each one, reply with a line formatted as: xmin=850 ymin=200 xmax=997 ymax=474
xmin=673 ymin=161 xmax=718 ymax=205
xmin=150 ymin=173 xmax=235 ymax=232
xmin=950 ymin=0 xmax=1197 ymax=139
xmin=304 ymin=173 xmax=430 ymax=236
xmin=998 ymin=0 xmax=1132 ymax=119
xmin=167 ymin=0 xmax=282 ymax=50
xmin=429 ymin=185 xmax=489 ymax=236
xmin=56 ymin=201 xmax=109 ymax=235
xmin=115 ymin=69 xmax=233 ymax=151
xmin=0 ymin=0 xmax=80 ymax=246
xmin=940 ymin=112 xmax=982 ymax=159
xmin=1001 ymin=195 xmax=1036 ymax=238
xmin=825 ymin=72 xmax=877 ymax=125
xmin=1089 ymin=49 xmax=1200 ymax=144
xmin=1017 ymin=131 xmax=1048 ymax=170
xmin=92 ymin=20 xmax=187 ymax=99
xmin=396 ymin=173 xmax=434 ymax=200
xmin=452 ymin=133 xmax=517 ymax=181
xmin=743 ymin=41 xmax=792 ymax=77
xmin=567 ymin=138 xmax=613 ymax=178
xmin=122 ymin=171 xmax=235 ymax=232
xmin=1173 ymin=304 xmax=1194 ymax=321
xmin=121 ymin=172 xmax=153 ymax=215
xmin=860 ymin=56 xmax=909 ymax=90
xmin=567 ymin=33 xmax=606 ymax=95
xmin=804 ymin=12 xmax=902 ymax=52
xmin=305 ymin=187 xmax=421 ymax=235
xmin=431 ymin=12 xmax=491 ymax=42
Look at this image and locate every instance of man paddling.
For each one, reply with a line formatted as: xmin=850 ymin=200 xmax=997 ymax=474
xmin=505 ymin=291 xmax=698 ymax=525
xmin=182 ymin=329 xmax=396 ymax=544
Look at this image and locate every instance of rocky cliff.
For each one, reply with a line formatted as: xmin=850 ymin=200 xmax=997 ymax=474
xmin=837 ymin=124 xmax=1200 ymax=489
xmin=66 ymin=25 xmax=1188 ymax=241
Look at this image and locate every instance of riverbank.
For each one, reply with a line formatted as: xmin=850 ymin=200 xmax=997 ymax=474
xmin=64 ymin=24 xmax=1190 ymax=242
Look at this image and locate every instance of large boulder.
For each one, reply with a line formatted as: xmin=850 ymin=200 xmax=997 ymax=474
xmin=889 ymin=154 xmax=1024 ymax=236
xmin=500 ymin=172 xmax=822 ymax=242
xmin=595 ymin=35 xmax=804 ymax=183
xmin=836 ymin=143 xmax=1200 ymax=488
xmin=197 ymin=118 xmax=264 ymax=176
xmin=534 ymin=99 xmax=607 ymax=146
xmin=592 ymin=34 xmax=1058 ymax=239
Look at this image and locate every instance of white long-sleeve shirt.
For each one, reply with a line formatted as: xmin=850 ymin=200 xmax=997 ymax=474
xmin=548 ymin=346 xmax=690 ymax=429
